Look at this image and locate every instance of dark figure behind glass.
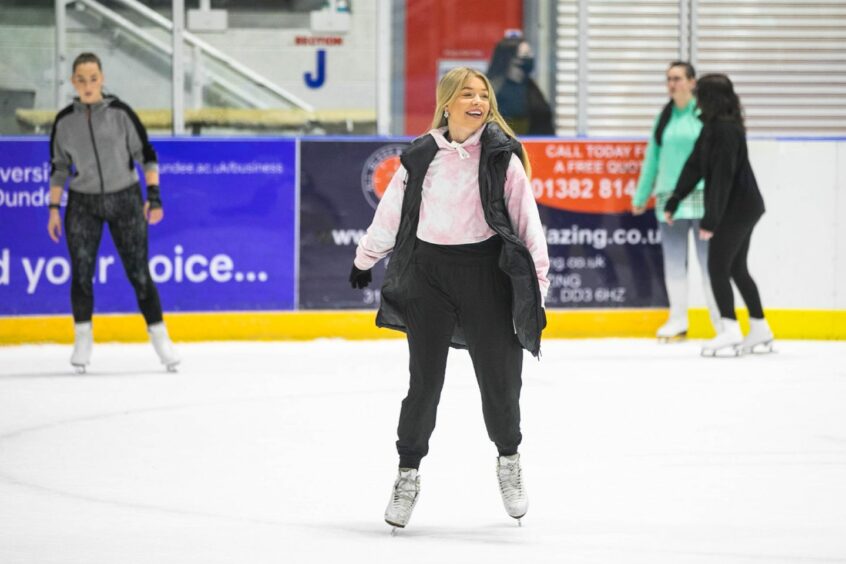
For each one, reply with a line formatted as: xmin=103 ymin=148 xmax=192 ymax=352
xmin=487 ymin=36 xmax=555 ymax=136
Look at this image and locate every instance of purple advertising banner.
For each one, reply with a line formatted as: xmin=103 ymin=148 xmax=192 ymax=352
xmin=299 ymin=137 xmax=668 ymax=310
xmin=299 ymin=138 xmax=409 ymax=309
xmin=524 ymin=140 xmax=667 ymax=308
xmin=0 ymin=138 xmax=297 ymax=315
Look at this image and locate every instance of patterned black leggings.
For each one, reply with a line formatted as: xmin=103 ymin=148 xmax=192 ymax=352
xmin=64 ymin=184 xmax=163 ymax=325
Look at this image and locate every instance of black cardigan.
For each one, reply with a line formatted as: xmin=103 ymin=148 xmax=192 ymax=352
xmin=665 ymin=120 xmax=765 ymax=231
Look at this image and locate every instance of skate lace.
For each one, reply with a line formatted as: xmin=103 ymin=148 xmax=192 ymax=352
xmin=392 ymin=475 xmax=418 ymax=505
xmin=498 ymin=461 xmax=525 ymax=502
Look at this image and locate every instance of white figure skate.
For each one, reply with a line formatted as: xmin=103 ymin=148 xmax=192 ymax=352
xmin=740 ymin=318 xmax=775 ymax=354
xmin=70 ymin=322 xmax=93 ymax=373
xmin=701 ymin=318 xmax=743 ymax=357
xmin=656 ymin=317 xmax=688 ymax=343
xmin=148 ymin=322 xmax=180 ymax=372
xmin=497 ymin=453 xmax=528 ymax=525
xmin=384 ymin=468 xmax=420 ymax=531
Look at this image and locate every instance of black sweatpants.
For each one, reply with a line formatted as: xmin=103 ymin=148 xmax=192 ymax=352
xmin=65 ymin=184 xmax=163 ymax=325
xmin=396 ymin=237 xmax=524 ymax=469
xmin=707 ymin=217 xmax=764 ymax=320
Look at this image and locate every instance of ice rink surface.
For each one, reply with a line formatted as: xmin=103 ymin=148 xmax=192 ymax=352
xmin=1 ymin=338 xmax=845 ymax=564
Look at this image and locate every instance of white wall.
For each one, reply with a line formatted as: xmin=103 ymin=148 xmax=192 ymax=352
xmin=836 ymin=143 xmax=846 ymax=310
xmin=0 ymin=6 xmax=377 ymax=112
xmin=195 ymin=9 xmax=377 ymax=111
xmin=685 ymin=139 xmax=845 ymax=311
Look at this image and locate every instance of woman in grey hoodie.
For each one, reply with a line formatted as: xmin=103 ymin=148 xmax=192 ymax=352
xmin=47 ymin=52 xmax=179 ymax=373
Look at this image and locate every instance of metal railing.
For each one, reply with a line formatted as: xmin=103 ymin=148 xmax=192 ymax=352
xmin=55 ymin=0 xmax=315 ymax=133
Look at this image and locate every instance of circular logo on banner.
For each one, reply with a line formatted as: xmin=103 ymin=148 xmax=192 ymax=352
xmin=361 ymin=144 xmax=405 ymax=210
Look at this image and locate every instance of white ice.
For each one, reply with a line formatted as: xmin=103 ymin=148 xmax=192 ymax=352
xmin=1 ymin=338 xmax=845 ymax=564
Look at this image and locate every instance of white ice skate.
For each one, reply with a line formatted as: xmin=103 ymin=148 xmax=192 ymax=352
xmin=701 ymin=318 xmax=743 ymax=357
xmin=740 ymin=318 xmax=775 ymax=355
xmin=148 ymin=322 xmax=180 ymax=372
xmin=497 ymin=453 xmax=528 ymax=524
xmin=656 ymin=317 xmax=688 ymax=343
xmin=70 ymin=322 xmax=93 ymax=373
xmin=384 ymin=468 xmax=420 ymax=531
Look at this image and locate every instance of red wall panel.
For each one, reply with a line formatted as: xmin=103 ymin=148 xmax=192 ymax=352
xmin=404 ymin=0 xmax=523 ymax=135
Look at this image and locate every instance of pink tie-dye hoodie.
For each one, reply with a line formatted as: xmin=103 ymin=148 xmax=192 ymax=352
xmin=355 ymin=124 xmax=550 ymax=302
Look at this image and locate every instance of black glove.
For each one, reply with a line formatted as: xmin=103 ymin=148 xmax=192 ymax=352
xmin=349 ymin=264 xmax=372 ymax=289
xmin=146 ymin=184 xmax=162 ymax=210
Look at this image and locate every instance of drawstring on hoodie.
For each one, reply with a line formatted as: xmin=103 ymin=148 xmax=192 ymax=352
xmin=449 ymin=140 xmax=471 ymax=159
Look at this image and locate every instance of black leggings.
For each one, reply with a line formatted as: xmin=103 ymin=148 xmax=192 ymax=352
xmin=397 ymin=237 xmax=523 ymax=469
xmin=707 ymin=217 xmax=764 ymax=320
xmin=65 ymin=184 xmax=163 ymax=325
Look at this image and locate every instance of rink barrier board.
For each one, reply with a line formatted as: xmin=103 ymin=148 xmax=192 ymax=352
xmin=0 ymin=308 xmax=843 ymax=344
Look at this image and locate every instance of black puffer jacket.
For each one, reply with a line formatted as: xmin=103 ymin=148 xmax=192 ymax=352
xmin=375 ymin=123 xmax=546 ymax=357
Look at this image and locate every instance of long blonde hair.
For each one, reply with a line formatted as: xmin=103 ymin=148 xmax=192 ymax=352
xmin=430 ymin=67 xmax=532 ymax=178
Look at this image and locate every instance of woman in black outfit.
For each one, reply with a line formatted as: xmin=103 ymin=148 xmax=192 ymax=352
xmin=486 ymin=35 xmax=555 ymax=135
xmin=664 ymin=74 xmax=774 ymax=356
xmin=350 ymin=67 xmax=549 ymax=530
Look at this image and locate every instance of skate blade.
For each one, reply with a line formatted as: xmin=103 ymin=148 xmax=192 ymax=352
xmin=658 ymin=333 xmax=687 ymax=344
xmin=385 ymin=518 xmax=406 ymax=530
xmin=71 ymin=363 xmax=88 ymax=374
xmin=741 ymin=341 xmax=776 ymax=355
xmin=700 ymin=346 xmax=742 ymax=358
xmin=165 ymin=362 xmax=180 ymax=373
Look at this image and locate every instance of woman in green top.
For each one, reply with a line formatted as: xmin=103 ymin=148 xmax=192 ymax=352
xmin=632 ymin=61 xmax=720 ymax=341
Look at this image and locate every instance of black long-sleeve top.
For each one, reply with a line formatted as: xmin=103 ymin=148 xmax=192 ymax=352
xmin=665 ymin=120 xmax=765 ymax=231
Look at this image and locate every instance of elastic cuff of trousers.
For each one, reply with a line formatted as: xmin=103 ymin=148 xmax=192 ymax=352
xmin=497 ymin=448 xmax=519 ymax=457
xmin=398 ymin=456 xmax=421 ymax=470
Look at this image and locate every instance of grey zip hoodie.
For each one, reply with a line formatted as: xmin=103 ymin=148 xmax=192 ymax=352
xmin=50 ymin=95 xmax=158 ymax=194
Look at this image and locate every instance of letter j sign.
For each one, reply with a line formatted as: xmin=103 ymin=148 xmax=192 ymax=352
xmin=304 ymin=49 xmax=326 ymax=89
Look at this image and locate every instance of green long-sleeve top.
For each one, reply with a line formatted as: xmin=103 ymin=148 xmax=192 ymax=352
xmin=633 ymin=98 xmax=705 ymax=222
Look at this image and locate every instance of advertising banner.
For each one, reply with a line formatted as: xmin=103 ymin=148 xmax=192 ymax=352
xmin=299 ymin=137 xmax=667 ymax=310
xmin=299 ymin=139 xmax=409 ymax=309
xmin=299 ymin=140 xmax=667 ymax=309
xmin=0 ymin=138 xmax=297 ymax=316
xmin=524 ymin=140 xmax=667 ymax=308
